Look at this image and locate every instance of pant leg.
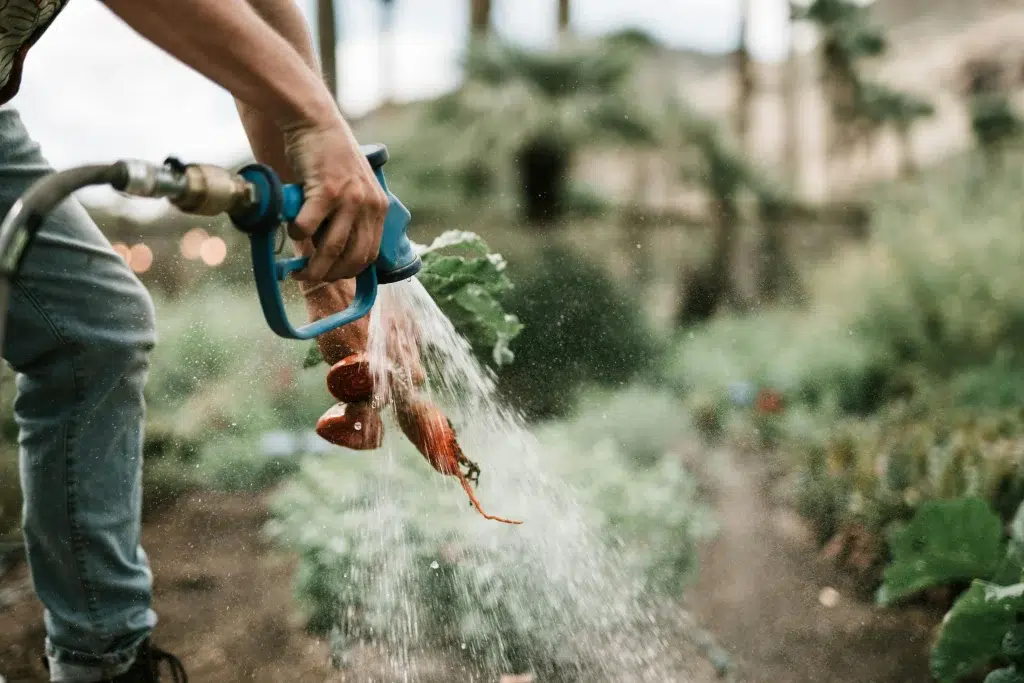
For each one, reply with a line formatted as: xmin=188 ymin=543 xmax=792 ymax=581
xmin=0 ymin=109 xmax=158 ymax=681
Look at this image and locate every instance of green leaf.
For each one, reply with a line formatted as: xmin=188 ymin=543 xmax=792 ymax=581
xmin=877 ymin=498 xmax=1005 ymax=606
xmin=932 ymin=580 xmax=1024 ymax=683
xmin=1010 ymin=502 xmax=1024 ymax=574
xmin=297 ymin=230 xmax=523 ymax=370
xmin=414 ymin=231 xmax=523 ymax=367
xmin=986 ymin=667 xmax=1024 ymax=683
xmin=451 ymin=284 xmax=524 ymax=367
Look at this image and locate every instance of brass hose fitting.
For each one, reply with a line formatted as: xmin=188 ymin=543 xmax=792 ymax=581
xmin=170 ymin=164 xmax=255 ymax=216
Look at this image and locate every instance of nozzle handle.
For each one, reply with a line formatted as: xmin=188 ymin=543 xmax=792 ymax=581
xmin=230 ymin=143 xmax=412 ymax=340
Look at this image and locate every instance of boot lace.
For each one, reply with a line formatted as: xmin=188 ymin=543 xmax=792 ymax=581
xmin=140 ymin=642 xmax=188 ymax=683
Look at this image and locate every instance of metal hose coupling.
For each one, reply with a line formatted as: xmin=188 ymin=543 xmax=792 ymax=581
xmin=117 ymin=158 xmax=256 ymax=216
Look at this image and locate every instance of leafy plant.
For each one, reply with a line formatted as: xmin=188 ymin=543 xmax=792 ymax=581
xmin=870 ymin=498 xmax=1024 ymax=682
xmin=303 ymin=230 xmax=523 ymax=370
xmin=415 ymin=231 xmax=523 ymax=367
xmin=793 ymin=401 xmax=1024 ymax=549
xmin=933 ymin=582 xmax=1024 ymax=683
xmin=876 ymin=498 xmax=1018 ymax=607
xmin=914 ymin=499 xmax=1024 ymax=682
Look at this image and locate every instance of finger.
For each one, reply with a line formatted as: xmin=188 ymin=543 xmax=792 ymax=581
xmin=297 ymin=202 xmax=360 ymax=282
xmin=290 ymin=235 xmax=314 ymax=259
xmin=291 ymin=192 xmax=333 ymax=242
xmin=323 ymin=205 xmax=383 ymax=282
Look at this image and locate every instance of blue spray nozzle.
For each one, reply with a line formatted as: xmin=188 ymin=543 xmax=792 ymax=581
xmin=229 ymin=143 xmax=422 ymax=340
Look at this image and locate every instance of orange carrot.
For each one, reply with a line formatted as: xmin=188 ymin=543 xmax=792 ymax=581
xmin=301 ymin=279 xmax=369 ymax=365
xmin=305 ymin=283 xmax=519 ymax=525
xmin=395 ymin=395 xmax=521 ymax=525
xmin=316 ymin=401 xmax=384 ymax=450
xmin=326 ymin=353 xmax=375 ymax=404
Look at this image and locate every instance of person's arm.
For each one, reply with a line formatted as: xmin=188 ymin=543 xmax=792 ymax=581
xmin=100 ymin=0 xmax=388 ymax=282
xmin=102 ymin=0 xmax=330 ymax=135
xmin=232 ymin=0 xmax=319 ymax=185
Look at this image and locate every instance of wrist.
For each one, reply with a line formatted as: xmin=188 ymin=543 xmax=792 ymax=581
xmin=276 ymin=81 xmax=341 ymax=133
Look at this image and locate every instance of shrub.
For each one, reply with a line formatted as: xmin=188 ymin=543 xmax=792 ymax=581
xmin=672 ymin=147 xmax=1024 ymax=424
xmin=668 ymin=309 xmax=892 ymax=418
xmin=499 ymin=246 xmax=663 ymax=421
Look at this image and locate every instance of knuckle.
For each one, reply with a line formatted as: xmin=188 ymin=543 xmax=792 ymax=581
xmin=319 ymin=177 xmax=344 ymax=201
xmin=344 ymin=186 xmax=367 ymax=206
xmin=317 ymin=178 xmax=346 ymax=201
xmin=302 ymin=266 xmax=325 ymax=282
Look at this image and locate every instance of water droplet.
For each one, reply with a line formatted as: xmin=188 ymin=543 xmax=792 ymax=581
xmin=460 ymin=642 xmax=467 ymax=650
xmin=429 ymin=560 xmax=440 ymax=570
xmin=354 ymin=422 xmax=362 ymax=431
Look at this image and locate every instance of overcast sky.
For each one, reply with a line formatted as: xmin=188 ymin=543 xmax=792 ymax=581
xmin=5 ymin=0 xmax=790 ymax=212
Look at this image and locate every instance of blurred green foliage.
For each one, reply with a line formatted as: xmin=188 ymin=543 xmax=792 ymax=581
xmin=868 ymin=498 xmax=1024 ymax=683
xmin=498 ymin=245 xmax=663 ymax=421
xmin=376 ymin=36 xmax=660 ymax=227
xmin=267 ymin=386 xmax=714 ymax=678
xmin=670 ymin=145 xmax=1024 ymax=547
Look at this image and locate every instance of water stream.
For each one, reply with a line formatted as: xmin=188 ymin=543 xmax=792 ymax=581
xmin=321 ymin=278 xmax=720 ymax=682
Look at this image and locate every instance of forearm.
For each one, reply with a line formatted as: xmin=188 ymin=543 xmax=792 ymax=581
xmin=101 ymin=0 xmax=336 ymax=131
xmin=236 ymin=0 xmax=322 ymax=185
xmin=231 ymin=1 xmax=356 ymax=298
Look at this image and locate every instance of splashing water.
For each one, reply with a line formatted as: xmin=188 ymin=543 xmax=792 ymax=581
xmin=322 ymin=278 xmax=723 ymax=682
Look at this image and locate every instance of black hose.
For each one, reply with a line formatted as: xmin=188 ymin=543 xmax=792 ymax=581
xmin=0 ymin=162 xmax=130 ymax=353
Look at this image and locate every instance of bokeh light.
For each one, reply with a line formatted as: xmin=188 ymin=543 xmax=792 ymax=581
xmin=111 ymin=242 xmax=130 ymax=263
xmin=128 ymin=243 xmax=153 ymax=274
xmin=180 ymin=227 xmax=209 ymax=260
xmin=199 ymin=236 xmax=227 ymax=267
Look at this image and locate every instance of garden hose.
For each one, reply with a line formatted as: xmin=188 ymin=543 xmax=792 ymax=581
xmin=0 ymin=144 xmax=420 ymax=349
xmin=0 ymin=158 xmax=255 ymax=352
xmin=0 ymin=162 xmax=137 ymax=353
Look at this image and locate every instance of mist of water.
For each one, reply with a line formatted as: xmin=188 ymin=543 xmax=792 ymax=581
xmin=328 ymin=278 xmax=719 ymax=681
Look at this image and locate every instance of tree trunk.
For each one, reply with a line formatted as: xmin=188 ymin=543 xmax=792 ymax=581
xmin=470 ymin=0 xmax=492 ymax=38
xmin=783 ymin=22 xmax=802 ymax=192
xmin=317 ymin=0 xmax=338 ymax=102
xmin=897 ymin=124 xmax=916 ymax=177
xmin=516 ymin=137 xmax=570 ymax=227
xmin=756 ymin=200 xmax=801 ymax=306
xmin=558 ymin=0 xmax=571 ymax=34
xmin=678 ymin=196 xmax=740 ymax=325
xmin=734 ymin=0 xmax=755 ymax=153
xmin=379 ymin=0 xmax=396 ymax=105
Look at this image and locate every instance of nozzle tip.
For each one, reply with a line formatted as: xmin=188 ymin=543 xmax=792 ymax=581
xmin=377 ymin=256 xmax=422 ymax=284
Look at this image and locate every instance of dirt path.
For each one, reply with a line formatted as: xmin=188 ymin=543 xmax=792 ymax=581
xmin=683 ymin=445 xmax=942 ymax=683
xmin=0 ymin=491 xmax=341 ymax=683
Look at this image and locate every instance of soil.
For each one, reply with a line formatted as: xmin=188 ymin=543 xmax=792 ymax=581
xmin=682 ymin=444 xmax=945 ymax=683
xmin=0 ymin=447 xmax=946 ymax=683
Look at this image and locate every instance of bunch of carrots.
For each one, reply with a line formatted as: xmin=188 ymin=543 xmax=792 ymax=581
xmin=302 ymin=279 xmax=521 ymax=526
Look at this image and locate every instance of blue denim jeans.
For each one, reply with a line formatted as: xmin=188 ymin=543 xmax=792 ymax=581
xmin=0 ymin=109 xmax=157 ymax=681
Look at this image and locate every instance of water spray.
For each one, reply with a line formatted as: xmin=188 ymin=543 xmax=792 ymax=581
xmin=0 ymin=143 xmax=421 ymax=351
